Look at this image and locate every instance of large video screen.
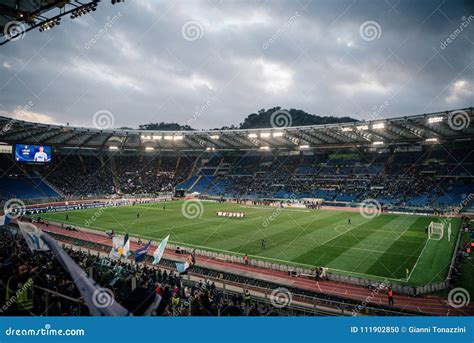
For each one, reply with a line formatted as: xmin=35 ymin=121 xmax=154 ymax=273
xmin=15 ymin=144 xmax=52 ymax=163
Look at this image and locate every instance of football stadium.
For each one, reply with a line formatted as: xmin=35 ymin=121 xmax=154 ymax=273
xmin=0 ymin=0 xmax=473 ymax=332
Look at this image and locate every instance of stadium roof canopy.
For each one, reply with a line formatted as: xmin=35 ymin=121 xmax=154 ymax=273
xmin=0 ymin=108 xmax=473 ymax=152
xmin=0 ymin=0 xmax=101 ymax=45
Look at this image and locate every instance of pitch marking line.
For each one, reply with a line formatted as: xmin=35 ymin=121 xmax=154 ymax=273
xmin=406 ymin=238 xmax=431 ymax=281
xmin=45 ymin=218 xmax=409 ymax=284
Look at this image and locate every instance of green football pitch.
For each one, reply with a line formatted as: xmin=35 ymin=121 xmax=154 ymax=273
xmin=36 ymin=200 xmax=460 ymax=286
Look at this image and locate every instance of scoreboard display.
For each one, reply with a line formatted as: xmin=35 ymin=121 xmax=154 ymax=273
xmin=15 ymin=144 xmax=52 ymax=163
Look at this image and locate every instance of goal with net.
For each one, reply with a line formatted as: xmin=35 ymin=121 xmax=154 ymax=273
xmin=428 ymin=221 xmax=444 ymax=240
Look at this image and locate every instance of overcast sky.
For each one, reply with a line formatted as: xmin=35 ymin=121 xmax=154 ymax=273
xmin=0 ymin=0 xmax=473 ymax=130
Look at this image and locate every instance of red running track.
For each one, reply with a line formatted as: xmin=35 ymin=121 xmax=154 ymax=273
xmin=38 ymin=224 xmax=473 ymax=316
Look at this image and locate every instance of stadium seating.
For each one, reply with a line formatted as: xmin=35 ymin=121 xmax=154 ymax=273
xmin=0 ymin=146 xmax=472 ymax=210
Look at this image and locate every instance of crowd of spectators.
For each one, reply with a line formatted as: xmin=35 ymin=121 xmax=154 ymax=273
xmin=0 ymin=226 xmax=279 ymax=316
xmin=0 ymin=148 xmax=472 ymax=209
xmin=204 ymin=150 xmax=473 ymax=208
xmin=42 ymin=155 xmax=115 ymax=196
xmin=114 ymin=156 xmax=193 ymax=194
xmin=449 ymin=217 xmax=472 ymax=284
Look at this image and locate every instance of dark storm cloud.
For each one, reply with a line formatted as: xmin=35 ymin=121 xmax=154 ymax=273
xmin=0 ymin=0 xmax=472 ymax=129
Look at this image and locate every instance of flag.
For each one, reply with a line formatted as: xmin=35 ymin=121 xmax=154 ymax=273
xmin=109 ymin=266 xmax=124 ymax=286
xmin=121 ymin=233 xmax=130 ymax=257
xmin=0 ymin=214 xmax=11 ymax=225
xmin=109 ymin=237 xmax=122 ymax=260
xmin=406 ymin=268 xmax=410 ymax=278
xmin=175 ymin=261 xmax=190 ymax=274
xmin=152 ymin=234 xmax=170 ymax=265
xmin=39 ymin=233 xmax=129 ymax=316
xmin=109 ymin=234 xmax=131 ymax=260
xmin=18 ymin=221 xmax=49 ymax=252
xmin=134 ymin=240 xmax=151 ymax=263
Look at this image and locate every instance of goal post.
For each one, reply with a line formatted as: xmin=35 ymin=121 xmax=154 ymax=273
xmin=428 ymin=221 xmax=444 ymax=241
xmin=447 ymin=222 xmax=452 ymax=242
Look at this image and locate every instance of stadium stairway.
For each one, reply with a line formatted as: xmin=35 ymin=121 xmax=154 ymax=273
xmin=109 ymin=156 xmax=121 ymax=193
xmin=32 ymin=170 xmax=65 ymax=198
xmin=189 ymin=175 xmax=216 ymax=193
xmin=176 ymin=175 xmax=200 ymax=191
